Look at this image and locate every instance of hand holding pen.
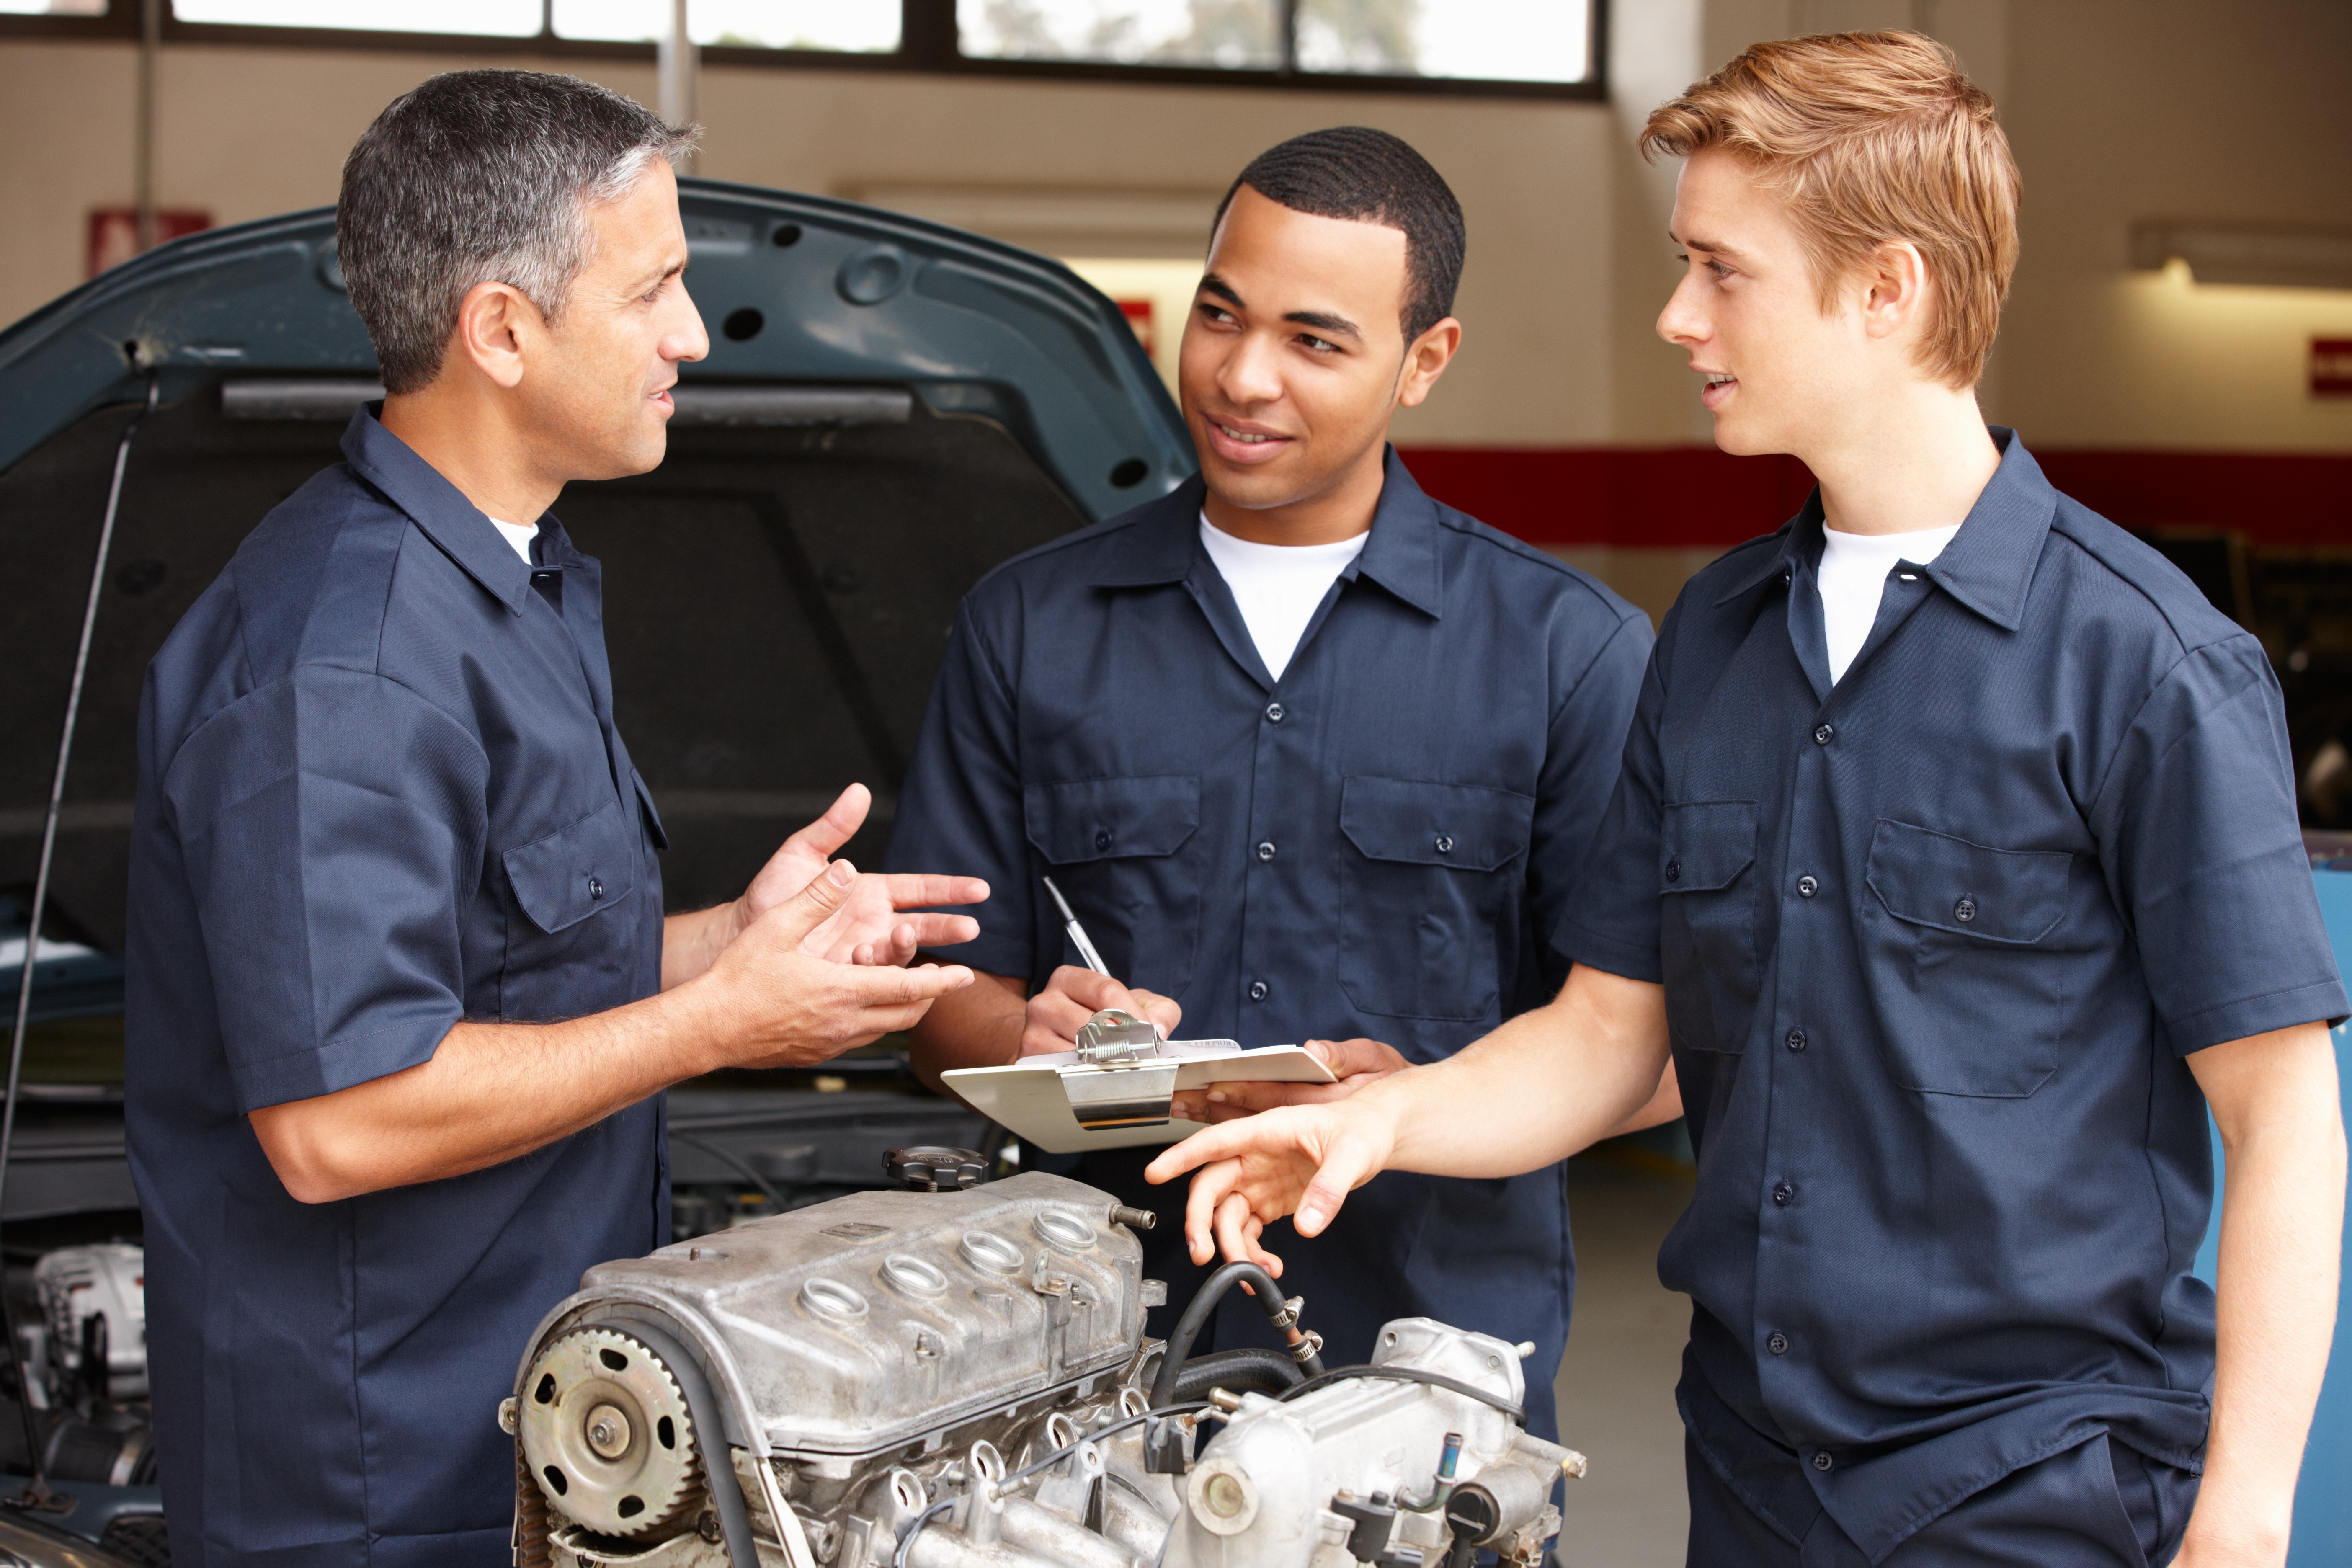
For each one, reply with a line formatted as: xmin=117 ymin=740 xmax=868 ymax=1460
xmin=1017 ymin=877 xmax=1182 ymax=1053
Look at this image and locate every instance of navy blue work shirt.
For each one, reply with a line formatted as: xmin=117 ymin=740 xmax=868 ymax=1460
xmin=887 ymin=450 xmax=1652 ymax=1437
xmin=1561 ymin=430 xmax=2347 ymax=1559
xmin=125 ymin=409 xmax=670 ymax=1568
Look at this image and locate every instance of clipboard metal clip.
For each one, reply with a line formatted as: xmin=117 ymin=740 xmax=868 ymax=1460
xmin=1072 ymin=1008 xmax=1163 ymax=1064
xmin=1060 ymin=1009 xmax=1179 ymax=1130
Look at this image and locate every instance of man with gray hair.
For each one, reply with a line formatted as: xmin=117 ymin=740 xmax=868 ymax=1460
xmin=124 ymin=70 xmax=983 ymax=1565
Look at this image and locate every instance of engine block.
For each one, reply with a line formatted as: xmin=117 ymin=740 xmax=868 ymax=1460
xmin=506 ymin=1170 xmax=1584 ymax=1568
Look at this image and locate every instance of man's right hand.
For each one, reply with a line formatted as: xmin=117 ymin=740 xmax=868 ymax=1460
xmin=1142 ymin=1092 xmax=1404 ymax=1277
xmin=1017 ymin=965 xmax=1183 ymax=1057
xmin=695 ymin=859 xmax=975 ymax=1070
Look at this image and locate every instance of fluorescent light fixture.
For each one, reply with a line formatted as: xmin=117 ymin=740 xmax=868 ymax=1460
xmin=2130 ymin=221 xmax=2352 ymax=291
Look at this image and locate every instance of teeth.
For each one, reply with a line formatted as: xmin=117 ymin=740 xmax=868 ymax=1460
xmin=1703 ymin=373 xmax=1734 ymax=386
xmin=1217 ymin=422 xmax=1274 ymax=444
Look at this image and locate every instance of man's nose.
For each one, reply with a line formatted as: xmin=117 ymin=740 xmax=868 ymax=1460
xmin=669 ymin=286 xmax=710 ymax=364
xmin=1656 ymin=276 xmax=1705 ymax=347
xmin=1219 ymin=330 xmax=1285 ymax=406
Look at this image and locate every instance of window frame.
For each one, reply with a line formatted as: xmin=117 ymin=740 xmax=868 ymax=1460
xmin=0 ymin=0 xmax=1608 ymax=101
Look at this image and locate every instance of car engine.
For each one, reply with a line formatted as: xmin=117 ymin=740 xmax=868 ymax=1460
xmin=505 ymin=1155 xmax=1585 ymax=1568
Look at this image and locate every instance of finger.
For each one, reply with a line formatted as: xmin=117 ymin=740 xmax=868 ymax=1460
xmin=1213 ymin=1191 xmax=1260 ymax=1266
xmin=778 ymin=784 xmax=871 ymax=864
xmin=1128 ymin=988 xmax=1184 ymax=1038
xmin=903 ymin=913 xmax=981 ymax=949
xmin=1307 ymin=1037 xmax=1407 ymax=1078
xmin=763 ymin=858 xmax=858 ymax=947
xmin=1180 ymin=1159 xmax=1240 ymax=1265
xmin=841 ymin=960 xmax=975 ymax=1005
xmin=880 ymin=872 xmax=990 ymax=910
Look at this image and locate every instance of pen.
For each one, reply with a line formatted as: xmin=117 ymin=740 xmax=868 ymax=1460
xmin=1041 ymin=876 xmax=1110 ymax=975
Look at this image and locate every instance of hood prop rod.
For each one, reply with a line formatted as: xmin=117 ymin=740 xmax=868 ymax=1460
xmin=0 ymin=374 xmax=158 ymax=1510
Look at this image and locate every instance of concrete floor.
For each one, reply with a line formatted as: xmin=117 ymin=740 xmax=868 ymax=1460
xmin=1551 ymin=1155 xmax=1697 ymax=1568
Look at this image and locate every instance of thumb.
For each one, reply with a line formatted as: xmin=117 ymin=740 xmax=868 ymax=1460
xmin=1294 ymin=1134 xmax=1382 ymax=1237
xmin=766 ymin=858 xmax=858 ymax=946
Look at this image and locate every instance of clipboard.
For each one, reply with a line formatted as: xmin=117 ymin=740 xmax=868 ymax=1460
xmin=944 ymin=1038 xmax=1335 ymax=1153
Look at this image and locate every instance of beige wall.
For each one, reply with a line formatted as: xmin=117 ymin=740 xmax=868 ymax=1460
xmin=1 ymin=0 xmax=2349 ymax=454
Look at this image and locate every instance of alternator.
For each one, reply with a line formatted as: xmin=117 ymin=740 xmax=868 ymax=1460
xmin=518 ymin=1326 xmax=703 ymax=1539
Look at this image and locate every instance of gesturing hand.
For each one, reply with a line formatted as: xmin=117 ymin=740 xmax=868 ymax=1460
xmin=1018 ymin=965 xmax=1183 ymax=1057
xmin=1142 ymin=1096 xmax=1400 ymax=1278
xmin=703 ymin=859 xmax=977 ymax=1069
xmin=736 ymin=784 xmax=987 ymax=966
xmin=1168 ymin=1036 xmax=1408 ymax=1124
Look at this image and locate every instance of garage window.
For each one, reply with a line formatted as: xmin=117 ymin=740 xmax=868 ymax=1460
xmin=4 ymin=2 xmax=1600 ymax=98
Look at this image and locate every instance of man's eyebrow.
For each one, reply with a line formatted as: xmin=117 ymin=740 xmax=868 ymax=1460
xmin=630 ymin=255 xmax=688 ymax=293
xmin=1198 ymin=273 xmax=1243 ymax=307
xmin=1284 ymin=309 xmax=1362 ymax=340
xmin=1671 ymin=229 xmax=1749 ymax=260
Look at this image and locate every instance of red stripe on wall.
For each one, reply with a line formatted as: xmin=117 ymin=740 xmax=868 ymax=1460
xmin=1395 ymin=446 xmax=2352 ymax=550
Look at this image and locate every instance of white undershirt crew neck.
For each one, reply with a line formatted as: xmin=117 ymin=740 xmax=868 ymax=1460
xmin=1817 ymin=521 xmax=1962 ymax=683
xmin=1196 ymin=513 xmax=1369 ymax=681
xmin=487 ymin=516 xmax=539 ymax=565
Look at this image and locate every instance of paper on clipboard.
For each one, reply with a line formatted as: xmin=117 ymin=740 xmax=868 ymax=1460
xmin=944 ymin=1040 xmax=1335 ymax=1153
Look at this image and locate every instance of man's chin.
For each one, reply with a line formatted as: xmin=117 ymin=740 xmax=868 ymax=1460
xmin=1200 ymin=452 xmax=1308 ymax=512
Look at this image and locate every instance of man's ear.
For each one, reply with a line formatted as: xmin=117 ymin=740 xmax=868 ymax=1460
xmin=1395 ymin=317 xmax=1462 ymax=410
xmin=449 ymin=280 xmax=546 ymax=392
xmin=1859 ymin=240 xmax=1932 ymax=347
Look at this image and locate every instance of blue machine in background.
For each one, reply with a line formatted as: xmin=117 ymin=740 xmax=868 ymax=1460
xmin=2194 ymin=865 xmax=2352 ymax=1566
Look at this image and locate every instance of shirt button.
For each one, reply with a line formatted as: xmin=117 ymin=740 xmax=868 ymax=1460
xmin=1434 ymin=834 xmax=1454 ymax=855
xmin=1813 ymin=723 xmax=1834 ymax=746
xmin=1772 ymin=1181 xmax=1794 ymax=1207
xmin=1797 ymin=875 xmax=1818 ymax=898
xmin=1812 ymin=1451 xmax=1834 ymax=1473
xmin=1094 ymin=828 xmax=1114 ymax=852
xmin=1768 ymin=1333 xmax=1790 ymax=1355
xmin=1954 ymin=897 xmax=1977 ymax=923
xmin=588 ymin=876 xmax=604 ymax=900
xmin=1785 ymin=1028 xmax=1807 ymax=1052
xmin=1248 ymin=979 xmax=1270 ymax=1003
xmin=1264 ymin=701 xmax=1285 ymax=723
xmin=1256 ymin=841 xmax=1277 ymax=862
xmin=1665 ymin=857 xmax=1681 ymax=884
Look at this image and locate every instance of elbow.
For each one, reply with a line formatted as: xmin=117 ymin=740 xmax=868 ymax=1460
xmin=250 ymin=1102 xmax=380 ymax=1204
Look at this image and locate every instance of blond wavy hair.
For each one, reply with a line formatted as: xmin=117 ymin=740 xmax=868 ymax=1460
xmin=1640 ymin=31 xmax=2020 ymax=389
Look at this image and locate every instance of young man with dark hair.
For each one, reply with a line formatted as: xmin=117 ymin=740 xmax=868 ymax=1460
xmin=890 ymin=126 xmax=1661 ymax=1436
xmin=128 ymin=70 xmax=981 ymax=1566
xmin=1151 ymin=34 xmax=2346 ymax=1568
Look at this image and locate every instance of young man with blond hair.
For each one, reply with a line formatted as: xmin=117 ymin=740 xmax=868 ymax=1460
xmin=1150 ymin=33 xmax=2345 ymax=1567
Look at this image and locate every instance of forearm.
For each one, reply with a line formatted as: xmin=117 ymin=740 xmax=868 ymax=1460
xmin=251 ymin=986 xmax=727 ymax=1202
xmin=2183 ymin=1026 xmax=2347 ymax=1563
xmin=1375 ymin=965 xmax=1672 ymax=1179
xmin=2175 ymin=1022 xmax=2348 ymax=1563
xmin=906 ymin=969 xmax=1029 ymax=1088
xmin=662 ymin=901 xmax=744 ymax=991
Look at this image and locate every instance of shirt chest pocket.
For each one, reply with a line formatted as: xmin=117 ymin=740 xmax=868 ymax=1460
xmin=1338 ymin=777 xmax=1534 ymax=1023
xmin=500 ymin=797 xmax=639 ymax=1020
xmin=1860 ymin=819 xmax=2070 ymax=1097
xmin=1659 ymin=801 xmax=1762 ymax=1055
xmin=1024 ymin=776 xmax=1202 ymax=997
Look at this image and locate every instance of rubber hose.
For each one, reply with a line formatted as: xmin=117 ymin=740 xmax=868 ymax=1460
xmin=1166 ymin=1347 xmax=1305 ymax=1404
xmin=1149 ymin=1260 xmax=1325 ymax=1408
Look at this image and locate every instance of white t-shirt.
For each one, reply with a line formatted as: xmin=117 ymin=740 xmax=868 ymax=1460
xmin=487 ymin=516 xmax=538 ymax=564
xmin=1818 ymin=522 xmax=1962 ymax=683
xmin=1196 ymin=513 xmax=1369 ymax=681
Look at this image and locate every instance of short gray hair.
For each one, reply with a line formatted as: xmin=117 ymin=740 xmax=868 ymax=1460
xmin=338 ymin=70 xmax=699 ymax=394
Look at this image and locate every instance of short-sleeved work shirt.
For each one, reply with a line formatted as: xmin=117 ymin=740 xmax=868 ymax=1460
xmin=125 ymin=409 xmax=671 ymax=1568
xmin=1561 ymin=431 xmax=2347 ymax=1559
xmin=887 ymin=452 xmax=1652 ymax=1435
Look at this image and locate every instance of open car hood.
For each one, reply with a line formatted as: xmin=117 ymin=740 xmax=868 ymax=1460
xmin=0 ymin=178 xmax=1193 ymax=954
